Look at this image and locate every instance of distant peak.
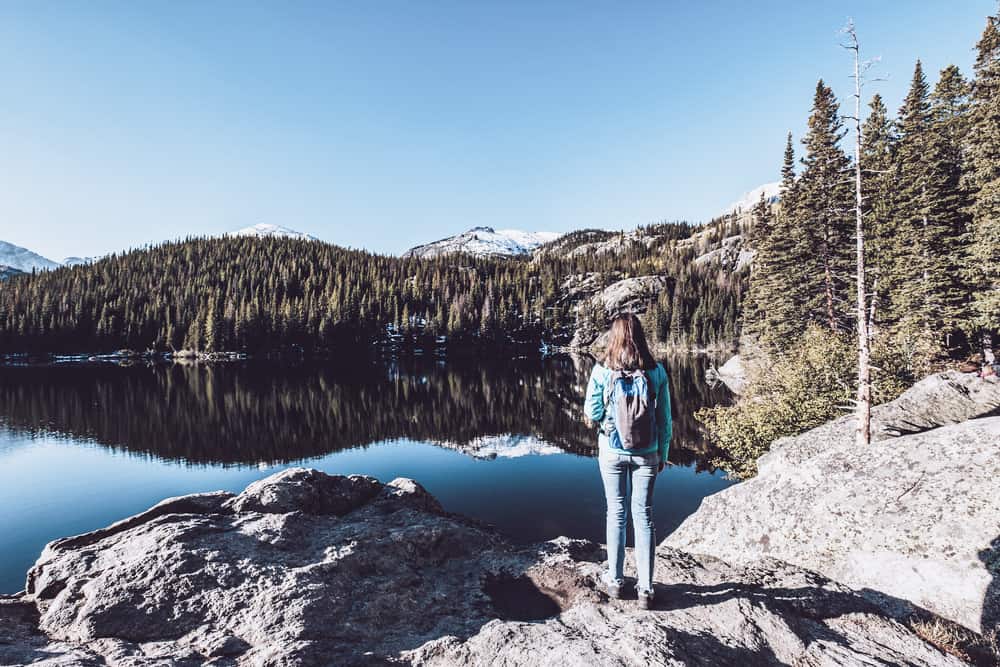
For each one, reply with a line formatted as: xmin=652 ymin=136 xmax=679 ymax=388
xmin=0 ymin=240 xmax=61 ymax=272
xmin=403 ymin=228 xmax=563 ymax=259
xmin=224 ymin=224 xmax=319 ymax=242
xmin=722 ymin=182 xmax=781 ymax=217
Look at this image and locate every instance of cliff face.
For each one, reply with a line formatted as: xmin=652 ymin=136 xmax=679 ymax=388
xmin=1 ymin=467 xmax=965 ymax=666
xmin=668 ymin=374 xmax=1000 ymax=641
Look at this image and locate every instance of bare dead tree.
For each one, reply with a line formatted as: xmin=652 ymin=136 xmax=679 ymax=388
xmin=841 ymin=19 xmax=877 ymax=446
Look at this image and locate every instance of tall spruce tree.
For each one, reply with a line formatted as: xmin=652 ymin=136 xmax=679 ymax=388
xmin=796 ymin=81 xmax=854 ymax=332
xmin=860 ymin=94 xmax=897 ymax=331
xmin=742 ymin=192 xmax=772 ymax=339
xmin=926 ymin=65 xmax=974 ymax=351
xmin=891 ymin=62 xmax=933 ymax=337
xmin=747 ymin=133 xmax=806 ymax=349
xmin=967 ymin=10 xmax=1000 ymax=343
xmin=893 ymin=61 xmax=975 ymax=358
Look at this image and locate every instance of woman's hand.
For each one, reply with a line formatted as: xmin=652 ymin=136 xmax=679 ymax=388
xmin=658 ymin=461 xmax=666 ymax=473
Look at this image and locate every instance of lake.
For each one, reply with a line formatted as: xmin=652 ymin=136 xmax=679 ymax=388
xmin=0 ymin=353 xmax=735 ymax=593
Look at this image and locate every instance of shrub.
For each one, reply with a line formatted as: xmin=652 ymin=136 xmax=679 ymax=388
xmin=698 ymin=325 xmax=911 ymax=479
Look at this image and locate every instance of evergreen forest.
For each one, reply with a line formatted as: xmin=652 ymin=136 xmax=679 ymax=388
xmin=746 ymin=11 xmax=1000 ymax=369
xmin=0 ymin=222 xmax=744 ymax=354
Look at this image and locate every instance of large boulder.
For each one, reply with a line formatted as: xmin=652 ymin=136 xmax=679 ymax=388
xmin=668 ymin=398 xmax=1000 ymax=638
xmin=706 ymin=354 xmax=746 ymax=394
xmin=760 ymin=371 xmax=1000 ymax=471
xmin=3 ymin=467 xmax=963 ymax=666
xmin=568 ymin=275 xmax=669 ymax=350
xmin=408 ymin=550 xmax=962 ymax=667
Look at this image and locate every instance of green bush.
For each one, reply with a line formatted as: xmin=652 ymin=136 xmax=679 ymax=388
xmin=698 ymin=325 xmax=910 ymax=479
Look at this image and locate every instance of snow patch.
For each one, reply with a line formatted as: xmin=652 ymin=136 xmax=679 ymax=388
xmin=225 ymin=223 xmax=319 ymax=242
xmin=63 ymin=256 xmax=102 ymax=267
xmin=0 ymin=241 xmax=61 ymax=272
xmin=403 ymin=227 xmax=562 ymax=259
xmin=722 ymin=182 xmax=781 ymax=217
xmin=436 ymin=434 xmax=564 ymax=459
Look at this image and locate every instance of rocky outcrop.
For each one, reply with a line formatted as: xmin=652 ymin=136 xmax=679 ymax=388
xmin=2 ymin=468 xmax=962 ymax=666
xmin=409 ymin=551 xmax=961 ymax=667
xmin=706 ymin=354 xmax=746 ymax=394
xmin=759 ymin=371 xmax=1000 ymax=471
xmin=568 ymin=275 xmax=668 ymax=350
xmin=693 ymin=235 xmax=753 ymax=272
xmin=667 ymin=376 xmax=1000 ymax=638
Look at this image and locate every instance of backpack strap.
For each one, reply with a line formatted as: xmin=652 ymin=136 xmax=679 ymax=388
xmin=601 ymin=369 xmax=618 ymax=410
xmin=600 ymin=369 xmax=622 ymax=435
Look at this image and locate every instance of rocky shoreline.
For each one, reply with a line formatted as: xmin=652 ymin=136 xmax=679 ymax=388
xmin=0 ymin=466 xmax=985 ymax=666
xmin=3 ymin=373 xmax=998 ymax=665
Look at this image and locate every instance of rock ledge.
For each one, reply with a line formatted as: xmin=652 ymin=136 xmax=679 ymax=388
xmin=1 ymin=467 xmax=969 ymax=666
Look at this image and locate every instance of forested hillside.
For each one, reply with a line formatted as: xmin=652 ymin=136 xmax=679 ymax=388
xmin=0 ymin=220 xmax=747 ymax=355
xmin=747 ymin=11 xmax=1000 ymax=368
xmin=701 ymin=9 xmax=1000 ymax=479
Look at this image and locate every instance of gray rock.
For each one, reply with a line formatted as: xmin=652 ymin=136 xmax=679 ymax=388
xmin=693 ymin=234 xmax=753 ymax=272
xmin=593 ymin=275 xmax=668 ymax=316
xmin=4 ymin=467 xmax=964 ymax=665
xmin=222 ymin=467 xmax=382 ymax=515
xmin=667 ymin=413 xmax=1000 ymax=637
xmin=706 ymin=354 xmax=746 ymax=394
xmin=0 ymin=596 xmax=105 ymax=666
xmin=569 ymin=275 xmax=668 ymax=350
xmin=407 ymin=549 xmax=963 ymax=667
xmin=759 ymin=371 xmax=1000 ymax=472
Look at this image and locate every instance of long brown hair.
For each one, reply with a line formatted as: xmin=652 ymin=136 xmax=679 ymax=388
xmin=604 ymin=313 xmax=656 ymax=371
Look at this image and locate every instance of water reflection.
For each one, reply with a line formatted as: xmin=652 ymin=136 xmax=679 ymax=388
xmin=0 ymin=354 xmax=736 ymax=594
xmin=0 ymin=354 xmax=729 ymax=468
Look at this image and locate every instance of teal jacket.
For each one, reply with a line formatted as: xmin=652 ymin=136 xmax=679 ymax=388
xmin=585 ymin=362 xmax=672 ymax=461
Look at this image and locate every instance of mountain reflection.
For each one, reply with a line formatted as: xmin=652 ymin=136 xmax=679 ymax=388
xmin=0 ymin=354 xmax=729 ymax=469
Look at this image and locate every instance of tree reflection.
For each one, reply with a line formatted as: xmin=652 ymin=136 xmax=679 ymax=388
xmin=0 ymin=354 xmax=729 ymax=469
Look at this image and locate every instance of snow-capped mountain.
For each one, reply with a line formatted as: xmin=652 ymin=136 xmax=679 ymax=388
xmin=224 ymin=223 xmax=319 ymax=241
xmin=0 ymin=240 xmax=61 ymax=273
xmin=403 ymin=227 xmax=562 ymax=259
xmin=722 ymin=182 xmax=781 ymax=216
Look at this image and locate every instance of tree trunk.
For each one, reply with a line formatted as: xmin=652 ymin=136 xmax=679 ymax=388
xmin=849 ymin=23 xmax=872 ymax=446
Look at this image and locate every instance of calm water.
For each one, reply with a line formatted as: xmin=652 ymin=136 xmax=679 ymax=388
xmin=0 ymin=354 xmax=734 ymax=593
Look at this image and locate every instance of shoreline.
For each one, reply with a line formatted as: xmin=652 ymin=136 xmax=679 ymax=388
xmin=0 ymin=344 xmax=738 ymax=366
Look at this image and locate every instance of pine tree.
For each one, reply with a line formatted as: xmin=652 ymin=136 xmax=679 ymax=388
xmin=890 ymin=62 xmax=933 ymax=336
xmin=795 ymin=81 xmax=854 ymax=332
xmin=203 ymin=296 xmax=221 ymax=352
xmin=742 ymin=193 xmax=771 ymax=337
xmin=926 ymin=65 xmax=974 ymax=351
xmin=745 ymin=133 xmax=812 ymax=351
xmin=860 ymin=94 xmax=896 ymax=330
xmin=967 ymin=10 xmax=1000 ymax=342
xmin=893 ymin=62 xmax=975 ymax=359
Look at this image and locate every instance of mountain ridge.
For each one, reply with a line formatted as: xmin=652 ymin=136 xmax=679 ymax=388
xmin=403 ymin=226 xmax=562 ymax=259
xmin=224 ymin=223 xmax=319 ymax=242
xmin=0 ymin=241 xmax=60 ymax=273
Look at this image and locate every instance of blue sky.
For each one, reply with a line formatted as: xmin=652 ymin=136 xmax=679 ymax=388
xmin=0 ymin=1 xmax=994 ymax=261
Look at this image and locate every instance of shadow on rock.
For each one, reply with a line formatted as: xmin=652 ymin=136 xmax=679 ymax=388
xmin=981 ymin=534 xmax=1000 ymax=659
xmin=8 ymin=468 xmax=604 ymax=666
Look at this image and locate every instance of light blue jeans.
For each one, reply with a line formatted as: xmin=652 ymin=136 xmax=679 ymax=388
xmin=598 ymin=444 xmax=659 ymax=594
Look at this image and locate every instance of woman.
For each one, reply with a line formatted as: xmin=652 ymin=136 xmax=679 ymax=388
xmin=584 ymin=313 xmax=672 ymax=609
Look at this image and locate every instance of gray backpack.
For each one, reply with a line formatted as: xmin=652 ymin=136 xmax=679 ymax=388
xmin=602 ymin=369 xmax=656 ymax=451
